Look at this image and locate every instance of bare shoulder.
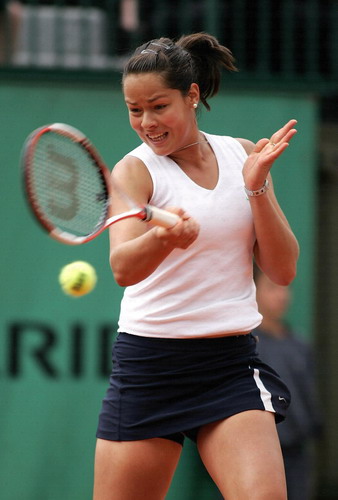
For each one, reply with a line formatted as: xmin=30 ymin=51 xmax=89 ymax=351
xmin=235 ymin=138 xmax=255 ymax=156
xmin=111 ymin=155 xmax=153 ymax=204
xmin=112 ymin=154 xmax=143 ymax=179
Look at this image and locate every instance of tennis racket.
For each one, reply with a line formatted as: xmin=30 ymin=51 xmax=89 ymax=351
xmin=22 ymin=123 xmax=180 ymax=245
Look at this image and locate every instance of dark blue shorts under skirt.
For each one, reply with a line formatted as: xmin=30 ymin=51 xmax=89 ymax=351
xmin=96 ymin=332 xmax=290 ymax=445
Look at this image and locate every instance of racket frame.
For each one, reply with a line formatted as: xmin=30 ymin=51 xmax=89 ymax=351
xmin=23 ymin=123 xmax=114 ymax=244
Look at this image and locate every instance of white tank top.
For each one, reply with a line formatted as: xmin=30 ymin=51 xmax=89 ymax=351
xmin=117 ymin=132 xmax=262 ymax=338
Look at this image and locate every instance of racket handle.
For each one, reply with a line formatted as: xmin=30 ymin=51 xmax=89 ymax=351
xmin=145 ymin=205 xmax=180 ymax=228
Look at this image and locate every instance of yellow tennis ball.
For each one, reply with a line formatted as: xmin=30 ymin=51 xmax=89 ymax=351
xmin=59 ymin=261 xmax=97 ymax=297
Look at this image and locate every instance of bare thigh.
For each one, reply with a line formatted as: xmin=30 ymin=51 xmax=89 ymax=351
xmin=93 ymin=437 xmax=182 ymax=500
xmin=197 ymin=410 xmax=287 ymax=500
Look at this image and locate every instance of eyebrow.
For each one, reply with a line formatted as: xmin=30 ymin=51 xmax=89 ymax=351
xmin=125 ymin=93 xmax=169 ymax=105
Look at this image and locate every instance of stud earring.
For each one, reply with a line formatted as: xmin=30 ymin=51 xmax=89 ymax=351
xmin=193 ymin=103 xmax=198 ymax=109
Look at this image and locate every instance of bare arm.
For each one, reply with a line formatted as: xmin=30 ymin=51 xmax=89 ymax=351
xmin=108 ymin=156 xmax=199 ymax=286
xmin=237 ymin=119 xmax=300 ymax=285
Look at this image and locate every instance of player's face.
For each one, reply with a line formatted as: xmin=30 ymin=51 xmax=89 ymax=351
xmin=123 ymin=73 xmax=198 ymax=155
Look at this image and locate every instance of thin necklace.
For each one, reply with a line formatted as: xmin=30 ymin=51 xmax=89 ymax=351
xmin=173 ymin=137 xmax=209 ymax=153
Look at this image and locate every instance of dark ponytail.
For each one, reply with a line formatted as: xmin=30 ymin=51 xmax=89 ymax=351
xmin=123 ymin=32 xmax=237 ymax=111
xmin=177 ymin=33 xmax=237 ymax=110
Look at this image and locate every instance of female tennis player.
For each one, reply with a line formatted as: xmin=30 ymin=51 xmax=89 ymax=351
xmin=94 ymin=32 xmax=299 ymax=500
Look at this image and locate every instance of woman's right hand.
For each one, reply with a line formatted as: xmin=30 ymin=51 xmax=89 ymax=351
xmin=155 ymin=207 xmax=200 ymax=249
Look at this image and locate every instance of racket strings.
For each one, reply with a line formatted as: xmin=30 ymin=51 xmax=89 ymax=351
xmin=29 ymin=132 xmax=109 ymax=237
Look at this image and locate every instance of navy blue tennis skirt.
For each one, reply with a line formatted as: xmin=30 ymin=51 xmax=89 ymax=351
xmin=96 ymin=332 xmax=290 ymax=445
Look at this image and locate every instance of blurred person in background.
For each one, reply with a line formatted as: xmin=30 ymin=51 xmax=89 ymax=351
xmin=0 ymin=0 xmax=21 ymax=64
xmin=254 ymin=265 xmax=322 ymax=500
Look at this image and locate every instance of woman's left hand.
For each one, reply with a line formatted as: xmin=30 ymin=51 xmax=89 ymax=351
xmin=242 ymin=119 xmax=297 ymax=191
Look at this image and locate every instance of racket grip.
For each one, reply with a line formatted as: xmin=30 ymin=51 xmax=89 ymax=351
xmin=145 ymin=205 xmax=180 ymax=228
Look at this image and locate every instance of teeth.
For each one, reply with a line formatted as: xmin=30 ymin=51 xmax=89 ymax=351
xmin=149 ymin=133 xmax=166 ymax=141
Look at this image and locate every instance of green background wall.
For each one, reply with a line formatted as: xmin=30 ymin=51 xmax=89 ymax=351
xmin=0 ymin=78 xmax=317 ymax=499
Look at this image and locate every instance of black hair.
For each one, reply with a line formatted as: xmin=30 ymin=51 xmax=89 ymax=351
xmin=122 ymin=32 xmax=237 ymax=111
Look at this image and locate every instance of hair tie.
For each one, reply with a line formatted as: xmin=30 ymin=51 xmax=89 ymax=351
xmin=140 ymin=41 xmax=173 ymax=55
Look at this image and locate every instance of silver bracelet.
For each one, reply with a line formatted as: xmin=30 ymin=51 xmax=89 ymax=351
xmin=244 ymin=179 xmax=269 ymax=197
